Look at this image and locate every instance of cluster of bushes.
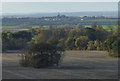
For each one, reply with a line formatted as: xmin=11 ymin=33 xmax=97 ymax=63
xmin=87 ymin=40 xmax=103 ymax=50
xmin=21 ymin=42 xmax=64 ymax=68
xmin=65 ymin=26 xmax=108 ymax=50
xmin=2 ymin=30 xmax=32 ymax=52
xmin=103 ymin=35 xmax=120 ymax=57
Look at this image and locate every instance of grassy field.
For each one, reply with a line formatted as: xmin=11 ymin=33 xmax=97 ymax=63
xmin=1 ymin=26 xmax=18 ymax=28
xmin=2 ymin=51 xmax=118 ymax=79
xmin=87 ymin=19 xmax=117 ymax=22
xmin=85 ymin=25 xmax=117 ymax=31
xmin=2 ymin=25 xmax=117 ymax=32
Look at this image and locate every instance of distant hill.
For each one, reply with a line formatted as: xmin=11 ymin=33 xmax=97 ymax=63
xmin=3 ymin=11 xmax=117 ymax=18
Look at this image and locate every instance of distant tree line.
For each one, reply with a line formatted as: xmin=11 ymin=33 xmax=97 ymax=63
xmin=2 ymin=23 xmax=120 ymax=57
xmin=2 ymin=17 xmax=117 ymax=26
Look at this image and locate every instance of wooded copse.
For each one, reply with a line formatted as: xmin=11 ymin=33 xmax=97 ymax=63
xmin=2 ymin=24 xmax=119 ymax=57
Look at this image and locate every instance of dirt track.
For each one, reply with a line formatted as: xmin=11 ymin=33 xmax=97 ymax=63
xmin=2 ymin=51 xmax=118 ymax=79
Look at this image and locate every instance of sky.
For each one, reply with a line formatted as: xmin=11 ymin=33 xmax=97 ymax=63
xmin=2 ymin=2 xmax=118 ymax=14
xmin=1 ymin=0 xmax=119 ymax=2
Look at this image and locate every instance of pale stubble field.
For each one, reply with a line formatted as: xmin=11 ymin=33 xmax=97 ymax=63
xmin=2 ymin=51 xmax=118 ymax=79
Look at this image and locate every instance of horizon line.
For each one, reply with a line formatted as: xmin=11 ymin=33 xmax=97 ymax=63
xmin=2 ymin=11 xmax=118 ymax=15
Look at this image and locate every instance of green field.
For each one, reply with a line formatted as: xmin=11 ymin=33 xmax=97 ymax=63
xmin=1 ymin=26 xmax=18 ymax=28
xmin=2 ymin=25 xmax=117 ymax=32
xmin=87 ymin=19 xmax=117 ymax=22
xmin=32 ymin=25 xmax=50 ymax=28
xmin=16 ymin=29 xmax=29 ymax=31
xmin=85 ymin=25 xmax=117 ymax=31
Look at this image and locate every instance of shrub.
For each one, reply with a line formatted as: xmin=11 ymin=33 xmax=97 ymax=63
xmin=75 ymin=36 xmax=88 ymax=50
xmin=103 ymin=35 xmax=120 ymax=57
xmin=21 ymin=42 xmax=65 ymax=68
xmin=87 ymin=41 xmax=95 ymax=50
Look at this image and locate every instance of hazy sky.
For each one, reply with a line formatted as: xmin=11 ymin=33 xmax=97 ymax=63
xmin=2 ymin=2 xmax=118 ymax=14
xmin=2 ymin=0 xmax=119 ymax=2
